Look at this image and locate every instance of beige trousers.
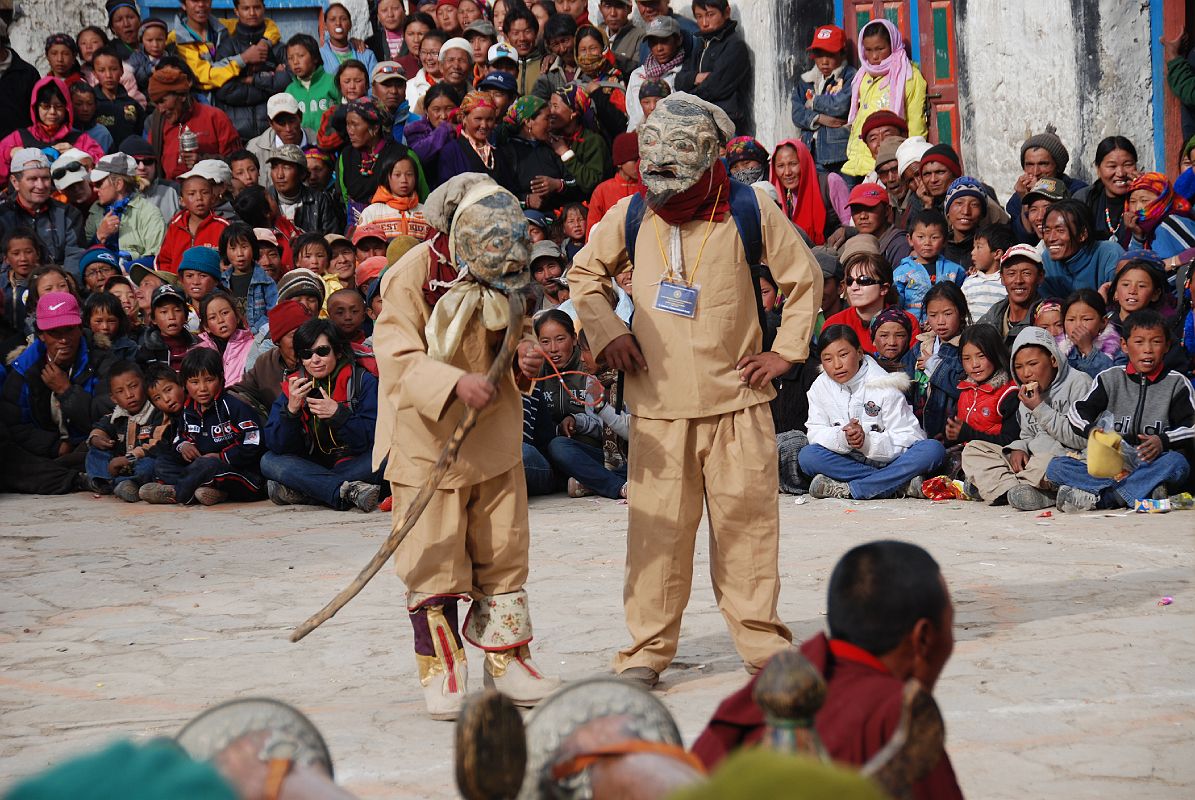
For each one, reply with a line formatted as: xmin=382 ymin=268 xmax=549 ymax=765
xmin=392 ymin=465 xmax=530 ymax=603
xmin=616 ymin=402 xmax=793 ymax=673
xmin=962 ymin=441 xmax=1052 ymax=502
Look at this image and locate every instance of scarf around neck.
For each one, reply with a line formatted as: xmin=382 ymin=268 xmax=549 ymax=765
xmin=644 ymin=48 xmax=684 ymax=80
xmin=645 ymin=159 xmax=731 ymax=226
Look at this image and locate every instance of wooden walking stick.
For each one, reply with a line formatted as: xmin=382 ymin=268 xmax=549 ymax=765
xmin=291 ymin=291 xmax=526 ymax=642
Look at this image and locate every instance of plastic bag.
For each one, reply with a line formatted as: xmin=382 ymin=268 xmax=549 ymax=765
xmin=1087 ymin=411 xmax=1125 ymax=478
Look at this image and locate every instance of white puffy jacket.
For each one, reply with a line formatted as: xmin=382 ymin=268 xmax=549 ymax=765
xmin=806 ymin=355 xmax=926 ymax=464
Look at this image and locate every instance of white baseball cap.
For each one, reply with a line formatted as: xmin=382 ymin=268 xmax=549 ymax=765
xmin=51 ymin=151 xmax=90 ymax=190
xmin=179 ymin=159 xmax=234 ymax=184
xmin=266 ymin=93 xmax=301 ymax=120
xmin=488 ymin=42 xmax=518 ymax=65
xmin=11 ymin=147 xmax=50 ymax=174
xmin=439 ymin=37 xmax=473 ymax=61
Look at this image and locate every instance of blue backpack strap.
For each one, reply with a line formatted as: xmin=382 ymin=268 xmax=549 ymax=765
xmin=624 ymin=192 xmax=646 ymax=266
xmin=727 ymin=179 xmax=762 ymax=267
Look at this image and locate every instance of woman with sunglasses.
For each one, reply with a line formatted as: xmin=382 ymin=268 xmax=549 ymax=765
xmin=0 ymin=76 xmax=105 ymax=184
xmin=261 ymin=318 xmax=384 ymax=512
xmin=824 ymin=248 xmax=919 ymax=352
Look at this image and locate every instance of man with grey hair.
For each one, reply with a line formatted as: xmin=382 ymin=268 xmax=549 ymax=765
xmin=0 ymin=148 xmax=86 ymax=276
xmin=570 ymin=93 xmax=823 ymax=688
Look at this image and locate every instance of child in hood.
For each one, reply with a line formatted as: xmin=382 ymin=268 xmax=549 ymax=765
xmin=0 ymin=77 xmax=105 ymax=184
xmin=960 ymin=325 xmax=1090 ymax=510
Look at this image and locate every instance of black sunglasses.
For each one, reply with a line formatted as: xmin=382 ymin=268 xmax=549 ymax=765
xmin=299 ymin=344 xmax=333 ymax=360
xmin=51 ymin=162 xmax=85 ymax=180
xmin=843 ymin=276 xmax=881 ymax=287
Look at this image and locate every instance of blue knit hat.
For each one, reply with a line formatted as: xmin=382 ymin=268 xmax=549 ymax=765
xmin=177 ymin=246 xmax=223 ymax=283
xmin=944 ymin=176 xmax=986 ymax=213
xmin=79 ymin=247 xmax=119 ymax=275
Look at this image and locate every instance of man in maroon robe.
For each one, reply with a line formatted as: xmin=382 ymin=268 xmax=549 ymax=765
xmin=690 ymin=540 xmax=965 ymax=800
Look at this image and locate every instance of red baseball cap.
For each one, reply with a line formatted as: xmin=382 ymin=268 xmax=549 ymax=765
xmin=848 ymin=182 xmax=889 ymax=208
xmin=807 ymin=25 xmax=846 ymax=53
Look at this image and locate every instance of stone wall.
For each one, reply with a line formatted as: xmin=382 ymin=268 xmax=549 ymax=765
xmin=954 ymin=0 xmax=1154 ymax=198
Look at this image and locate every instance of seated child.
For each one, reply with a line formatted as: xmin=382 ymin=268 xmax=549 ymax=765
xmin=129 ymin=18 xmax=168 ymax=94
xmin=197 ymin=289 xmax=261 ymax=386
xmin=84 ymin=361 xmax=167 ymax=498
xmin=157 ymin=172 xmax=229 ymax=274
xmin=178 ymin=246 xmax=224 ymax=332
xmin=946 ymin=323 xmax=1020 ymax=454
xmin=824 ymin=251 xmax=919 ymax=353
xmin=92 ymin=46 xmax=144 ymax=146
xmin=136 ymin=284 xmax=198 ymax=371
xmin=908 ymin=282 xmax=969 ymax=439
xmin=255 ymin=227 xmax=285 ymax=280
xmin=285 ymin=34 xmax=340 ymax=131
xmin=0 ymin=228 xmax=45 ymax=343
xmin=799 ymin=324 xmax=946 ymax=500
xmin=141 ymin=347 xmax=264 ymax=505
xmin=327 ymin=287 xmax=368 ymax=344
xmin=220 ymin=222 xmax=278 ymax=335
xmin=559 ymin=201 xmax=587 ymax=261
xmin=960 ymin=326 xmax=1090 ymax=510
xmin=1059 ymin=289 xmax=1124 ymax=378
xmin=104 ymin=275 xmax=144 ymax=336
xmin=963 ymin=222 xmax=1012 ymax=321
xmin=358 ymin=151 xmax=432 ymax=240
xmin=293 ymin=232 xmax=331 ymax=276
xmin=83 ymin=291 xmax=139 ymax=371
xmin=1032 ymin=299 xmax=1063 ymax=339
xmin=894 ymin=209 xmax=965 ymax=318
xmin=869 ymin=306 xmax=914 ymax=376
xmin=1047 ymin=310 xmax=1193 ymax=512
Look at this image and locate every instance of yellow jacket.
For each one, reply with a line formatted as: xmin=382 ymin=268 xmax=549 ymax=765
xmin=167 ymin=16 xmax=281 ymax=92
xmin=843 ymin=65 xmax=928 ymax=177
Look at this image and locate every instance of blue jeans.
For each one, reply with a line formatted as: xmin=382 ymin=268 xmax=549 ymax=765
xmin=522 ymin=443 xmax=560 ymax=496
xmin=85 ymin=447 xmax=156 ymax=486
xmin=547 ymin=436 xmax=627 ymax=499
xmin=260 ymin=450 xmax=379 ymax=509
xmin=798 ymin=440 xmax=947 ymax=500
xmin=1046 ymin=451 xmax=1190 ymax=507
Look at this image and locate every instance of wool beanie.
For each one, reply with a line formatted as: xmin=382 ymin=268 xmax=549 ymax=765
xmin=611 ymin=132 xmax=640 ymax=167
xmin=920 ymin=143 xmax=961 ymax=177
xmin=944 ymin=176 xmax=987 ymax=212
xmin=267 ymin=299 xmax=312 ymax=344
xmin=277 ymin=268 xmax=327 ymax=306
xmin=1020 ymin=128 xmax=1070 ymax=176
xmin=861 ymin=110 xmax=908 ymax=141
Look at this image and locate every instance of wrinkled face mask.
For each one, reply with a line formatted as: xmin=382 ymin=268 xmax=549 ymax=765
xmin=637 ymin=101 xmax=720 ymax=208
xmin=730 ymin=162 xmax=764 ymax=185
xmin=452 ymin=192 xmax=532 ymax=293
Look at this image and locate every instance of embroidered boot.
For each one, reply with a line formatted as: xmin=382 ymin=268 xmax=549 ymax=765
xmin=463 ymin=589 xmax=560 ymax=707
xmin=409 ymin=594 xmax=469 ymax=720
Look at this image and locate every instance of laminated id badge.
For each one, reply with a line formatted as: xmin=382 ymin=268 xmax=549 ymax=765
xmin=654 ymin=279 xmax=699 ymax=318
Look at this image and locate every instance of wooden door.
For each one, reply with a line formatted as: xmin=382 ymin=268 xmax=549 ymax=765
xmin=918 ymin=0 xmax=961 ymax=153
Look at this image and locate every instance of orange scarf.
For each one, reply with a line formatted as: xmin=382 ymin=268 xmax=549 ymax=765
xmin=371 ymin=185 xmax=420 ymax=211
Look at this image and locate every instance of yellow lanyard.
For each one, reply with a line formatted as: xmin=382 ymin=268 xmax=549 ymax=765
xmin=650 ymin=184 xmax=723 ymax=287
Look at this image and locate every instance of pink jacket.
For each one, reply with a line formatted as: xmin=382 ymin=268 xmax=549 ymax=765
xmin=198 ymin=328 xmax=260 ymax=387
xmin=0 ymin=76 xmax=106 ymax=184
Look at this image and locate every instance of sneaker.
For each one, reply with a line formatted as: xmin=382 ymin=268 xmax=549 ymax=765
xmin=340 ymin=481 xmax=380 ymax=512
xmin=567 ymin=478 xmax=594 ymax=498
xmin=73 ymin=471 xmax=92 ymax=493
xmin=139 ymin=483 xmax=177 ymax=504
xmin=86 ymin=477 xmax=113 ymax=495
xmin=113 ymin=481 xmax=142 ymax=503
xmin=906 ymin=476 xmax=927 ymax=499
xmin=1151 ymin=484 xmax=1168 ymax=501
xmin=619 ymin=482 xmax=628 ymax=499
xmin=809 ymin=475 xmax=852 ymax=500
xmin=193 ymin=486 xmax=228 ymax=506
xmin=1007 ymin=485 xmax=1053 ymax=511
xmin=267 ymin=480 xmax=309 ymax=506
xmin=961 ymin=479 xmax=982 ymax=501
xmin=1056 ymin=485 xmax=1098 ymax=514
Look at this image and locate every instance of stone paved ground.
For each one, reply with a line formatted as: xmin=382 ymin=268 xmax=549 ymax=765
xmin=1 ymin=492 xmax=1193 ymax=797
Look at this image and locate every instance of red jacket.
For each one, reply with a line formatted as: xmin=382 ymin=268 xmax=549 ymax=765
xmin=157 ymin=211 xmax=230 ymax=273
xmin=150 ymin=102 xmax=242 ymax=181
xmin=690 ymin=633 xmax=964 ymax=800
xmin=586 ymin=174 xmax=642 ymax=236
xmin=956 ymin=378 xmax=1018 ymax=438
